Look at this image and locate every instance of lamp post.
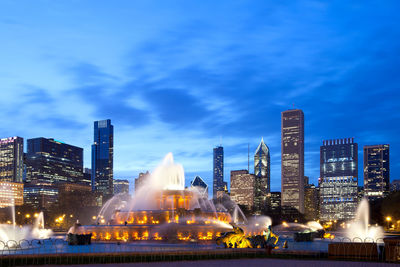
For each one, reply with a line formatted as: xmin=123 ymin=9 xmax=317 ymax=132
xmin=386 ymin=216 xmax=392 ymax=230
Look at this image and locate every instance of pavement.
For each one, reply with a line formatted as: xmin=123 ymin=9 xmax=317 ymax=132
xmin=40 ymin=258 xmax=395 ymax=267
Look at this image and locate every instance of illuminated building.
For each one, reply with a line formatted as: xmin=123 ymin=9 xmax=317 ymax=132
xmin=58 ymin=182 xmax=97 ymax=207
xmin=24 ymin=184 xmax=58 ymax=209
xmin=363 ymin=144 xmax=390 ymax=200
xmin=92 ymin=119 xmax=114 ymax=196
xmin=82 ymin=168 xmax=92 ymax=187
xmin=319 ymin=138 xmax=358 ymax=221
xmin=391 ymin=180 xmax=400 ymax=192
xmin=190 ymin=176 xmax=208 ymax=197
xmin=270 ymin=192 xmax=281 ymax=211
xmin=0 ymin=136 xmax=24 ymax=182
xmin=114 ymin=179 xmax=130 ymax=194
xmin=213 ymin=146 xmax=224 ymax=199
xmin=230 ymin=170 xmax=255 ymax=211
xmin=281 ymin=109 xmax=304 ymax=214
xmin=0 ymin=181 xmax=23 ymax=207
xmin=25 ymin=137 xmax=84 ymax=185
xmin=134 ymin=171 xmax=150 ymax=193
xmin=254 ymin=138 xmax=270 ymax=213
xmin=304 ymin=184 xmax=319 ymax=221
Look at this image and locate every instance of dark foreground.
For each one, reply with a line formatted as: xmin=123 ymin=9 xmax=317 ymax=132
xmin=40 ymin=258 xmax=394 ymax=267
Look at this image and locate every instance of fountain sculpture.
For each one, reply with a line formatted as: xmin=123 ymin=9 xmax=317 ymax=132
xmin=75 ymin=153 xmax=234 ymax=242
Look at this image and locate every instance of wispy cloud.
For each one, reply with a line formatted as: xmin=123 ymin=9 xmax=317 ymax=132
xmin=0 ymin=0 xmax=399 ymax=191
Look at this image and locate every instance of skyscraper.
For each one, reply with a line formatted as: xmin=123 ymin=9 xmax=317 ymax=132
xmin=0 ymin=136 xmax=24 ymax=182
xmin=190 ymin=175 xmax=208 ymax=197
xmin=213 ymin=146 xmax=224 ymax=199
xmin=319 ymin=138 xmax=358 ymax=221
xmin=25 ymin=137 xmax=84 ymax=185
xmin=230 ymin=170 xmax=255 ymax=211
xmin=113 ymin=179 xmax=130 ymax=194
xmin=281 ymin=109 xmax=305 ymax=214
xmin=254 ymin=138 xmax=270 ymax=213
xmin=304 ymin=183 xmax=319 ymax=221
xmin=364 ymin=144 xmax=390 ymax=200
xmin=92 ymin=119 xmax=114 ymax=196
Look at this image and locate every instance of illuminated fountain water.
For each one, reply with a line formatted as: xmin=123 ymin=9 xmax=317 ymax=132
xmin=0 ymin=211 xmax=52 ymax=245
xmin=77 ymin=153 xmax=237 ymax=242
xmin=346 ymin=198 xmax=383 ymax=242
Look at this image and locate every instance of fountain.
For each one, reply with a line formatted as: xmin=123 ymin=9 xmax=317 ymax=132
xmin=346 ymin=198 xmax=384 ymax=242
xmin=0 ymin=211 xmax=52 ymax=245
xmin=74 ymin=153 xmax=236 ymax=242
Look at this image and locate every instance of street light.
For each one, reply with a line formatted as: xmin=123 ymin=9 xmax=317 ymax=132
xmin=386 ymin=216 xmax=392 ymax=230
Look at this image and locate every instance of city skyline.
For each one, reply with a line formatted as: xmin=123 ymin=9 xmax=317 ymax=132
xmin=0 ymin=1 xmax=399 ymax=192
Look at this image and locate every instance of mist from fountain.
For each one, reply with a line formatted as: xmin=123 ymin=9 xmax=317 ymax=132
xmin=0 ymin=210 xmax=52 ymax=244
xmin=346 ymin=198 xmax=383 ymax=242
xmin=94 ymin=153 xmax=276 ymax=234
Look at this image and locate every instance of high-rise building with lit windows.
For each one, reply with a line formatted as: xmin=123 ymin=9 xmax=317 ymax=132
xmin=319 ymin=138 xmax=358 ymax=221
xmin=254 ymin=138 xmax=270 ymax=213
xmin=0 ymin=136 xmax=24 ymax=183
xmin=281 ymin=109 xmax=304 ymax=214
xmin=25 ymin=137 xmax=84 ymax=185
xmin=230 ymin=170 xmax=255 ymax=211
xmin=92 ymin=119 xmax=114 ymax=196
xmin=0 ymin=181 xmax=23 ymax=207
xmin=364 ymin=144 xmax=390 ymax=200
xmin=213 ymin=146 xmax=224 ymax=199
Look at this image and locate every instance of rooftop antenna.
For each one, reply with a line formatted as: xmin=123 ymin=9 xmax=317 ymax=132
xmin=292 ymin=103 xmax=295 ymax=109
xmin=248 ymin=143 xmax=250 ymax=172
xmin=219 ymin=136 xmax=222 ymax=147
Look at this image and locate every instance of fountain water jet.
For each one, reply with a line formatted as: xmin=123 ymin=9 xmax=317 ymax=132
xmin=0 ymin=210 xmax=52 ymax=245
xmin=76 ymin=153 xmax=270 ymax=242
xmin=346 ymin=198 xmax=383 ymax=242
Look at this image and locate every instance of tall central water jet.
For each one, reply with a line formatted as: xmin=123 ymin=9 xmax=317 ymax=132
xmin=346 ymin=198 xmax=383 ymax=242
xmin=78 ymin=153 xmax=236 ymax=242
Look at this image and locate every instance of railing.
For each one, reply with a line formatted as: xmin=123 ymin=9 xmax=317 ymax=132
xmin=0 ymin=237 xmax=398 ymax=266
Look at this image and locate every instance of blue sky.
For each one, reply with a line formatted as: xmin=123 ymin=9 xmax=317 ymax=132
xmin=0 ymin=1 xmax=399 ymax=193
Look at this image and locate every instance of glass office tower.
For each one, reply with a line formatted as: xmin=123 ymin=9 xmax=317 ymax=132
xmin=25 ymin=137 xmax=83 ymax=184
xmin=319 ymin=138 xmax=358 ymax=221
xmin=254 ymin=138 xmax=270 ymax=213
xmin=364 ymin=144 xmax=390 ymax=200
xmin=92 ymin=119 xmax=114 ymax=196
xmin=213 ymin=146 xmax=224 ymax=198
xmin=0 ymin=136 xmax=24 ymax=182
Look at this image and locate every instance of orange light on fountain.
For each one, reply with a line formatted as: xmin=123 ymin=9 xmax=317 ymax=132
xmin=141 ymin=231 xmax=149 ymax=240
xmin=175 ymin=214 xmax=179 ymax=223
xmin=153 ymin=232 xmax=162 ymax=240
xmin=177 ymin=232 xmax=191 ymax=241
xmin=91 ymin=232 xmax=97 ymax=239
xmin=105 ymin=232 xmax=111 ymax=240
xmin=122 ymin=232 xmax=129 ymax=242
xmin=198 ymin=232 xmax=213 ymax=240
xmin=133 ymin=232 xmax=140 ymax=240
